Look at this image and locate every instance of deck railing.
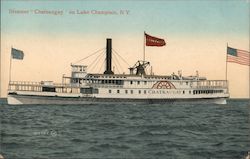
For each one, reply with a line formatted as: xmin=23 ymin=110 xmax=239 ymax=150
xmin=192 ymin=80 xmax=228 ymax=89
xmin=8 ymin=81 xmax=79 ymax=93
xmin=85 ymin=83 xmax=123 ymax=88
xmin=8 ymin=80 xmax=228 ymax=93
xmin=8 ymin=81 xmax=123 ymax=93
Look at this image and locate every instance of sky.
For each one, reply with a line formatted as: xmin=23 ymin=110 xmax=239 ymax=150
xmin=0 ymin=0 xmax=249 ymax=98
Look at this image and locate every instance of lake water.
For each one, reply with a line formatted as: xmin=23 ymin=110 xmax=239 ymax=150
xmin=0 ymin=99 xmax=249 ymax=158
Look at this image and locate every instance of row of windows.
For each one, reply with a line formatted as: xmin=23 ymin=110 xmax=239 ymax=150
xmin=144 ymin=77 xmax=171 ymax=80
xmin=109 ymin=89 xmax=147 ymax=94
xmin=80 ymin=88 xmax=99 ymax=94
xmin=73 ymin=79 xmax=150 ymax=85
xmin=73 ymin=78 xmax=192 ymax=86
xmin=87 ymin=75 xmax=172 ymax=80
xmin=88 ymin=75 xmax=127 ymax=79
xmin=129 ymin=81 xmax=190 ymax=86
xmin=193 ymin=90 xmax=223 ymax=94
xmin=130 ymin=81 xmax=147 ymax=85
xmin=109 ymin=90 xmax=192 ymax=95
xmin=108 ymin=89 xmax=223 ymax=95
xmin=72 ymin=79 xmax=124 ymax=85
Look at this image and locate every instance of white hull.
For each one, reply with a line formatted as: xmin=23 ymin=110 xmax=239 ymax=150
xmin=8 ymin=94 xmax=228 ymax=105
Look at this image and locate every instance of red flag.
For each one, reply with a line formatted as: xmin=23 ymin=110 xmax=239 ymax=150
xmin=145 ymin=33 xmax=166 ymax=47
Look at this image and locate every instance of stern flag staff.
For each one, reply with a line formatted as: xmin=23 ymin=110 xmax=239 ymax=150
xmin=9 ymin=48 xmax=24 ymax=83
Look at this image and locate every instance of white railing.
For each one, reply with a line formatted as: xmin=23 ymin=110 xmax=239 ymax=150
xmin=10 ymin=81 xmax=41 ymax=85
xmin=192 ymin=80 xmax=228 ymax=89
xmin=85 ymin=83 xmax=123 ymax=88
xmin=8 ymin=81 xmax=123 ymax=92
xmin=8 ymin=81 xmax=79 ymax=92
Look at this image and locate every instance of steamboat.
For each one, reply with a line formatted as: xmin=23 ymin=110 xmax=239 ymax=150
xmin=7 ymin=38 xmax=229 ymax=105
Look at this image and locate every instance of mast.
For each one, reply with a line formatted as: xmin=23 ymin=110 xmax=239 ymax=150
xmin=226 ymin=43 xmax=228 ymax=80
xmin=9 ymin=47 xmax=13 ymax=84
xmin=143 ymin=31 xmax=146 ymax=62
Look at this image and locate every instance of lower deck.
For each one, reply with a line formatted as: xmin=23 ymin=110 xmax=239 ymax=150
xmin=8 ymin=93 xmax=228 ymax=105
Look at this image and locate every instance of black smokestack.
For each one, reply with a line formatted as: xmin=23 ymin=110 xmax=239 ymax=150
xmin=104 ymin=38 xmax=114 ymax=74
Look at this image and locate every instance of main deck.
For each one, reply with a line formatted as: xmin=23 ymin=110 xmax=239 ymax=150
xmin=8 ymin=78 xmax=228 ymax=94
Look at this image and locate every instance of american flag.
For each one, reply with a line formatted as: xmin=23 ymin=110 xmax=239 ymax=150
xmin=227 ymin=47 xmax=249 ymax=66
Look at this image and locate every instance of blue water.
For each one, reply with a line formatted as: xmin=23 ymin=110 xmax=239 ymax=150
xmin=0 ymin=99 xmax=249 ymax=159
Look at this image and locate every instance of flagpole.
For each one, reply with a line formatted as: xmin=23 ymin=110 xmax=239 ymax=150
xmin=226 ymin=43 xmax=228 ymax=81
xmin=143 ymin=31 xmax=145 ymax=62
xmin=9 ymin=47 xmax=13 ymax=85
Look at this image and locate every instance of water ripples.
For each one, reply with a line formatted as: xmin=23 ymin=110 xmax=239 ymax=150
xmin=0 ymin=99 xmax=249 ymax=158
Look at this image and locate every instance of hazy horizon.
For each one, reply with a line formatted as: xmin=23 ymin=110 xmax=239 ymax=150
xmin=1 ymin=0 xmax=249 ymax=98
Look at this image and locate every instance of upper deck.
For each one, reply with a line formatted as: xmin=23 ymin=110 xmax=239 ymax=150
xmin=8 ymin=78 xmax=228 ymax=93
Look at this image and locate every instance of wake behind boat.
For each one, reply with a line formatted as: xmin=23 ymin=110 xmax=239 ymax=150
xmin=7 ymin=35 xmax=229 ymax=105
